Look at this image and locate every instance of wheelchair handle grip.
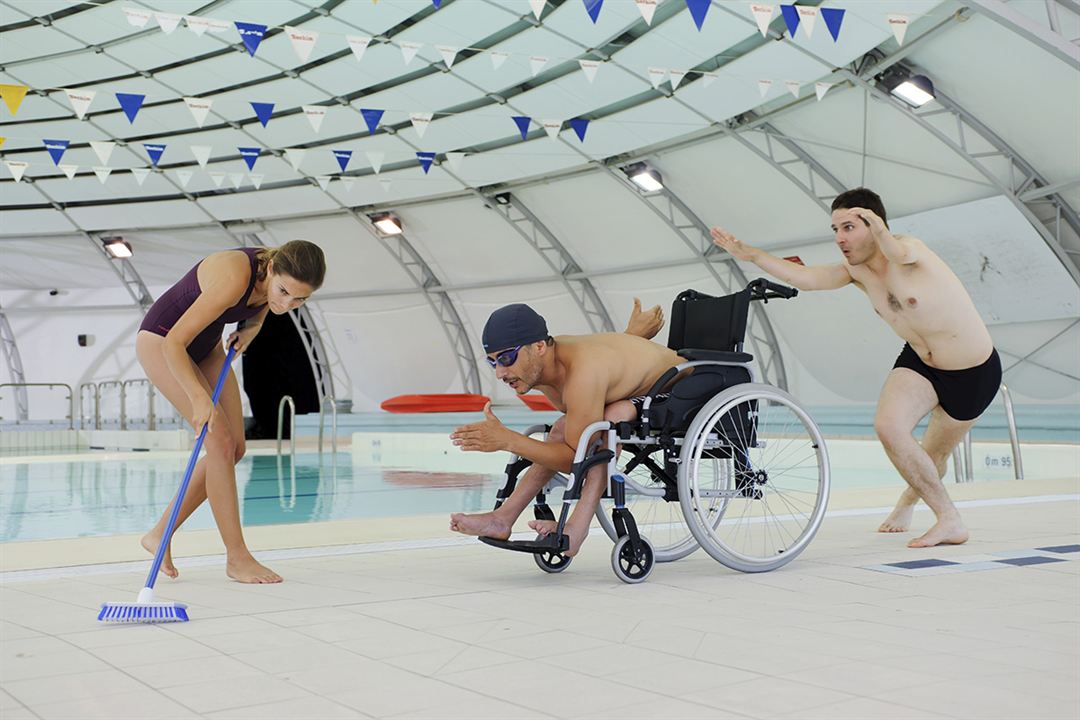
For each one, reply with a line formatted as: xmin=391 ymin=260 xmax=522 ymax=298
xmin=749 ymin=277 xmax=798 ymax=300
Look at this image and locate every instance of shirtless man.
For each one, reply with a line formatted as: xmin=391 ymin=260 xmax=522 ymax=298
xmin=449 ymin=301 xmax=681 ymax=555
xmin=711 ymin=187 xmax=1001 ymax=548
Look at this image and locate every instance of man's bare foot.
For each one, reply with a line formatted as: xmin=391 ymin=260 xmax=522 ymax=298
xmin=226 ymin=555 xmax=283 ymax=583
xmin=527 ymin=519 xmax=587 ymax=556
xmin=141 ymin=532 xmax=178 ymax=578
xmin=908 ymin=518 xmax=969 ymax=548
xmin=449 ymin=511 xmax=511 ymax=539
xmin=878 ymin=488 xmax=919 ymax=533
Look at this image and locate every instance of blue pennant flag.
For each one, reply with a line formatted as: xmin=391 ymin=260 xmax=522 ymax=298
xmin=583 ymin=0 xmax=604 ymax=24
xmin=43 ymin=139 xmax=69 ymax=166
xmin=569 ymin=118 xmax=589 ymax=142
xmin=821 ymin=7 xmax=845 ymax=42
xmin=432 ymin=0 xmax=443 ymax=7
xmin=234 ymin=22 xmax=268 ymax=57
xmin=116 ymin=92 xmax=145 ymax=124
xmin=512 ymin=116 xmax=532 ymax=140
xmin=780 ymin=5 xmax=800 ymax=37
xmin=250 ymin=102 xmax=274 ymax=127
xmin=238 ymin=146 xmax=261 ymax=171
xmin=360 ymin=108 xmax=384 ymax=135
xmin=333 ymin=149 xmax=352 ymax=172
xmin=685 ymin=0 xmax=710 ymax=31
xmin=416 ymin=151 xmax=436 ymax=174
xmin=143 ymin=143 xmax=166 ymax=167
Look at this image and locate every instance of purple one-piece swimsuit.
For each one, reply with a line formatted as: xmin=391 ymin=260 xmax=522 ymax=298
xmin=139 ymin=247 xmax=266 ymax=362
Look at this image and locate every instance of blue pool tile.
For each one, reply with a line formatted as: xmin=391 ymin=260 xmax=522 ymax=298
xmin=1035 ymin=544 xmax=1080 ymax=554
xmin=996 ymin=556 xmax=1068 ymax=567
xmin=884 ymin=559 xmax=960 ymax=570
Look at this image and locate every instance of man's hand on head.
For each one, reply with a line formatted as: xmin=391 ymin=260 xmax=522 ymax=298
xmin=626 ymin=297 xmax=664 ymax=339
xmin=847 ymin=207 xmax=887 ymax=237
xmin=450 ymin=402 xmax=511 ymax=453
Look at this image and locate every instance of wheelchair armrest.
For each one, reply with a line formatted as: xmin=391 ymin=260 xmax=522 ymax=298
xmin=678 ymin=348 xmax=753 ymax=364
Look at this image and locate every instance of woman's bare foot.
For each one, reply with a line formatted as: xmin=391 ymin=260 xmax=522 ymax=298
xmin=878 ymin=488 xmax=919 ymax=533
xmin=527 ymin=519 xmax=588 ymax=556
xmin=449 ymin=511 xmax=511 ymax=539
xmin=226 ymin=554 xmax=283 ymax=583
xmin=908 ymin=518 xmax=969 ymax=548
xmin=140 ymin=532 xmax=178 ymax=578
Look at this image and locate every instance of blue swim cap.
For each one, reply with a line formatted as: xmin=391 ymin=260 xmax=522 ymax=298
xmin=482 ymin=304 xmax=548 ymax=353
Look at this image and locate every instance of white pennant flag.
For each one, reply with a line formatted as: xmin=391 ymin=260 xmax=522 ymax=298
xmin=541 ymin=120 xmax=561 ymax=139
xmin=797 ymin=6 xmax=817 ymax=38
xmin=702 ymin=72 xmax=717 ymax=87
xmin=400 ymin=41 xmax=422 ymax=65
xmin=284 ymin=148 xmax=307 ymax=171
xmin=636 ymin=0 xmax=658 ymax=25
xmin=758 ymin=79 xmax=773 ymax=98
xmin=366 ymin=151 xmax=385 ymax=173
xmin=209 ymin=171 xmax=225 ymax=187
xmin=530 ymin=56 xmax=548 ymax=77
xmin=445 ymin=152 xmax=466 ymax=172
xmin=888 ymin=14 xmax=910 ymax=45
xmin=155 ymin=12 xmax=181 ymax=34
xmin=436 ymin=45 xmax=458 ymax=69
xmin=340 ymin=176 xmax=355 ymax=192
xmin=347 ymin=35 xmax=371 ymax=62
xmin=529 ymin=0 xmax=546 ymax=20
xmin=316 ymin=175 xmax=332 ymax=191
xmin=123 ymin=7 xmax=152 ymax=27
xmin=190 ymin=145 xmax=212 ymax=168
xmin=647 ymin=67 xmax=667 ymax=89
xmin=249 ymin=173 xmax=264 ymax=189
xmin=60 ymin=164 xmax=78 ymax=179
xmin=285 ymin=26 xmax=318 ymax=62
xmin=90 ymin=141 xmax=115 ymax=165
xmin=5 ymin=161 xmax=28 ymax=182
xmin=302 ymin=105 xmax=326 ymax=133
xmin=185 ymin=15 xmax=210 ymax=36
xmin=93 ymin=166 xmax=112 ymax=184
xmin=177 ymin=169 xmax=193 ymax=188
xmin=64 ymin=88 xmax=95 ymax=120
xmin=750 ymin=4 xmax=774 ymax=37
xmin=669 ymin=70 xmax=687 ymax=90
xmin=130 ymin=167 xmax=150 ymax=185
xmin=379 ymin=178 xmax=392 ymax=193
xmin=579 ymin=59 xmax=600 ymax=83
xmin=229 ymin=172 xmax=244 ymax=189
xmin=815 ymin=82 xmax=832 ymax=101
xmin=784 ymin=80 xmax=800 ymax=98
xmin=410 ymin=112 xmax=433 ymax=138
xmin=184 ymin=97 xmax=212 ymax=127
xmin=490 ymin=51 xmax=508 ymax=70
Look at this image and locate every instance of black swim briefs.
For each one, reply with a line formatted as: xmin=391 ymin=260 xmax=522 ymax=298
xmin=892 ymin=343 xmax=1002 ymax=422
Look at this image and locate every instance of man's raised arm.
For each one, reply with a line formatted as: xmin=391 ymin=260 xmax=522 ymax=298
xmin=710 ymin=227 xmax=852 ymax=292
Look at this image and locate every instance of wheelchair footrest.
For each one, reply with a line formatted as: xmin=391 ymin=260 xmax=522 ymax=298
xmin=479 ymin=535 xmax=570 ymax=554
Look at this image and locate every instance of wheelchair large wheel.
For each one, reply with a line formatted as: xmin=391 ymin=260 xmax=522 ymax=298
xmin=678 ymin=383 xmax=829 ymax=573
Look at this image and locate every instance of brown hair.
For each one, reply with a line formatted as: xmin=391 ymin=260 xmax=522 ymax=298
xmin=256 ymin=240 xmax=325 ymax=289
xmin=831 ymin=187 xmax=889 ymax=228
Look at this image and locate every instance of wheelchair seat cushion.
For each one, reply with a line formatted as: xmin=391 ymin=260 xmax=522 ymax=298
xmin=645 ymin=364 xmax=752 ymax=432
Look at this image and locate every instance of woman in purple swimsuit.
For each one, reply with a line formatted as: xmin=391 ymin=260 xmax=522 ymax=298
xmin=136 ymin=240 xmax=325 ymax=584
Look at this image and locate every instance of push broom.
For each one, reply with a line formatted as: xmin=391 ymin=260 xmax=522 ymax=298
xmin=99 ymin=344 xmax=237 ymax=623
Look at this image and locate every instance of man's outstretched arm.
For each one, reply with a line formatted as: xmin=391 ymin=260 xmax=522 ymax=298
xmin=711 ymin=227 xmax=852 ymax=291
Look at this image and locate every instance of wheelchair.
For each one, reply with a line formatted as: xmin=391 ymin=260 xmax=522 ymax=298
xmin=479 ymin=278 xmax=831 ymax=583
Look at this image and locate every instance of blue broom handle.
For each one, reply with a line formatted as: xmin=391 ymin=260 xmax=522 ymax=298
xmin=145 ymin=344 xmax=237 ymax=589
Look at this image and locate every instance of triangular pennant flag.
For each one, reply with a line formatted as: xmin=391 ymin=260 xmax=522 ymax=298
xmin=416 ymin=151 xmax=436 ymax=174
xmin=285 ymin=148 xmax=306 ymax=171
xmin=685 ymin=0 xmax=711 ymax=30
xmin=229 ymin=172 xmax=245 ymax=189
xmin=238 ymin=146 xmax=261 ymax=171
xmin=446 ymin=152 xmax=465 ymax=172
xmin=380 ymin=178 xmax=393 ymax=193
xmin=360 ymin=108 xmax=384 ymax=135
xmin=302 ymin=105 xmax=326 ymax=133
xmin=0 ymin=138 xmax=6 ymax=149
xmin=5 ymin=161 xmax=28 ymax=182
xmin=43 ymin=139 xmax=70 ymax=166
xmin=780 ymin=4 xmax=799 ymax=36
xmin=366 ymin=151 xmax=385 ymax=173
xmin=579 ymin=59 xmax=600 ymax=83
xmin=797 ymin=6 xmax=817 ymax=37
xmin=490 ymin=51 xmax=508 ymax=70
xmin=249 ymin=173 xmax=264 ymax=189
xmin=285 ymin=26 xmax=318 ymax=62
xmin=820 ymin=7 xmax=844 ymax=41
xmin=647 ymin=67 xmax=667 ymax=89
xmin=234 ymin=22 xmax=268 ymax=56
xmin=250 ymin=102 xmax=274 ymax=127
xmin=530 ymin=56 xmax=548 ymax=77
xmin=541 ymin=120 xmax=561 ymax=138
xmin=130 ymin=167 xmax=150 ymax=185
xmin=340 ymin=176 xmax=355 ymax=192
xmin=529 ymin=0 xmax=546 ymax=20
xmin=702 ymin=72 xmax=717 ymax=87
xmin=347 ymin=35 xmax=371 ymax=62
xmin=569 ymin=118 xmax=589 ymax=142
xmin=815 ymin=82 xmax=832 ymax=101
xmin=410 ymin=112 xmax=433 ymax=138
xmin=90 ymin=141 xmax=114 ymax=165
xmin=122 ymin=7 xmax=152 ymax=27
xmin=155 ymin=11 xmax=181 ymax=33
xmin=183 ymin=97 xmax=212 ymax=127
xmin=669 ymin=70 xmax=687 ymax=90
xmin=59 ymin=164 xmax=78 ymax=179
xmin=583 ymin=0 xmax=604 ymax=24
xmin=185 ymin=15 xmax=210 ymax=36
xmin=636 ymin=0 xmax=657 ymax=25
xmin=512 ymin=116 xmax=532 ymax=140
xmin=750 ymin=4 xmax=774 ymax=37
xmin=332 ymin=149 xmax=352 ymax=172
xmin=784 ymin=80 xmax=800 ymax=98
xmin=400 ymin=41 xmax=422 ymax=65
xmin=888 ymin=14 xmax=909 ymax=45
xmin=0 ymin=85 xmax=28 ymax=116
xmin=436 ymin=45 xmax=458 ymax=69
xmin=116 ymin=92 xmax=145 ymax=123
xmin=93 ymin=166 xmax=112 ymax=184
xmin=144 ymin=143 xmax=166 ymax=167
xmin=190 ymin=145 xmax=212 ymax=168
xmin=64 ymin=89 xmax=95 ymax=120
xmin=316 ymin=175 xmax=332 ymax=191
xmin=209 ymin=171 xmax=225 ymax=187
xmin=176 ymin=169 xmax=193 ymax=188
xmin=758 ymin=79 xmax=773 ymax=97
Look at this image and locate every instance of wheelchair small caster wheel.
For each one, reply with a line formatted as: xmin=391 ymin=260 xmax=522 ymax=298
xmin=534 ymin=550 xmax=572 ymax=573
xmin=611 ymin=535 xmax=654 ymax=584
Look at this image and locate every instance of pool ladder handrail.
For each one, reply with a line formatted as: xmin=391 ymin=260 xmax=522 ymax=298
xmin=276 ymin=395 xmax=296 ymax=458
xmin=318 ymin=394 xmax=338 ymax=456
xmin=0 ymin=382 xmax=74 ymax=429
xmin=952 ymin=384 xmax=1024 ymax=483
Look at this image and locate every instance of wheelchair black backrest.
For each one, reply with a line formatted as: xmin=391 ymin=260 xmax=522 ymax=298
xmin=666 ymin=287 xmax=751 ymax=353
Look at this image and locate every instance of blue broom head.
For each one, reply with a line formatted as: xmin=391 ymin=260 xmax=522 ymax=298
xmin=98 ymin=602 xmax=189 ymax=623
